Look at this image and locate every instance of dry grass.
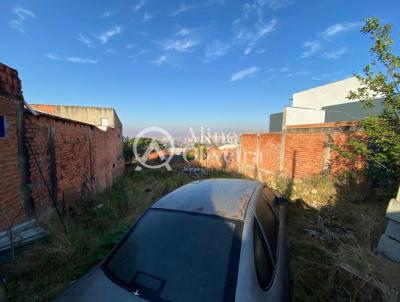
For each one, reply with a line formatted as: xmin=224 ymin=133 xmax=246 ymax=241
xmin=0 ymin=164 xmax=245 ymax=301
xmin=0 ymin=165 xmax=391 ymax=301
xmin=270 ymin=173 xmax=389 ymax=301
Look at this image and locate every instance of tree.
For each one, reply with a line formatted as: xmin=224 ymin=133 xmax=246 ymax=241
xmin=346 ymin=17 xmax=400 ymax=183
xmin=194 ymin=143 xmax=207 ymax=160
xmin=123 ymin=136 xmax=166 ymax=163
xmin=123 ymin=137 xmax=134 ymax=163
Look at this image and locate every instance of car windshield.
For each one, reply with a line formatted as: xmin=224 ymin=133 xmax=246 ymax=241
xmin=103 ymin=208 xmax=243 ymax=302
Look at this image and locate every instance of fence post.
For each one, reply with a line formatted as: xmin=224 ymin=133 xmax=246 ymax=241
xmin=256 ymin=133 xmax=260 ymax=180
xmin=238 ymin=134 xmax=241 ymax=174
xmin=323 ymin=134 xmax=333 ymax=174
xmin=279 ymin=131 xmax=286 ymax=174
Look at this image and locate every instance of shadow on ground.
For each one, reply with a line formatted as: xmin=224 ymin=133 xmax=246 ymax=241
xmin=280 ymin=169 xmax=393 ymax=302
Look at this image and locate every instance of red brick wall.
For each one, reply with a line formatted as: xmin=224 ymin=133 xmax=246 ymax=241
xmin=0 ymin=96 xmax=24 ymax=230
xmin=25 ymin=113 xmax=124 ymax=214
xmin=25 ymin=114 xmax=52 ymax=212
xmin=199 ymin=122 xmax=360 ymax=181
xmin=258 ymin=133 xmax=281 ymax=173
xmin=0 ymin=63 xmax=23 ymax=99
xmin=330 ymin=131 xmax=365 ymax=174
xmin=0 ymin=62 xmax=124 ymax=231
xmin=29 ymin=104 xmax=56 ymax=114
xmin=25 ymin=115 xmax=94 ymax=212
xmin=283 ymin=133 xmax=326 ymax=178
xmin=240 ymin=134 xmax=257 ymax=166
xmin=92 ymin=126 xmax=124 ymax=190
xmin=202 ymin=147 xmax=238 ymax=172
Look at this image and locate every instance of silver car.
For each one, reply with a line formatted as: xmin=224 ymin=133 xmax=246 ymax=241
xmin=55 ymin=178 xmax=289 ymax=302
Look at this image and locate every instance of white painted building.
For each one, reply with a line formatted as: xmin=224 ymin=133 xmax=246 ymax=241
xmin=269 ymin=77 xmax=383 ymax=132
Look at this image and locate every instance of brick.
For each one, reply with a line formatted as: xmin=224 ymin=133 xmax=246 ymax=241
xmin=0 ymin=63 xmax=124 ymax=231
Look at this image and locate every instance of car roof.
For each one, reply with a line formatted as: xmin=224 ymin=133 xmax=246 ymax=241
xmin=152 ymin=178 xmax=261 ymax=220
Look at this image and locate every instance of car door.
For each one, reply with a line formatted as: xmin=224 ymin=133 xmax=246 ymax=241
xmin=235 ymin=185 xmax=289 ymax=302
xmin=253 ymin=190 xmax=279 ymax=287
xmin=252 ymin=187 xmax=289 ymax=301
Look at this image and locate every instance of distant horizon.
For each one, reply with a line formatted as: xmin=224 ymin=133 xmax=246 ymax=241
xmin=2 ymin=0 xmax=399 ymax=137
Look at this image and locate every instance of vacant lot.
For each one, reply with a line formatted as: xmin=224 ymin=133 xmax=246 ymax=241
xmin=0 ymin=164 xmax=389 ymax=301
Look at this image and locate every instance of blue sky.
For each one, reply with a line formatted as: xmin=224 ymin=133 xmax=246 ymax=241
xmin=1 ymin=0 xmax=399 ymax=137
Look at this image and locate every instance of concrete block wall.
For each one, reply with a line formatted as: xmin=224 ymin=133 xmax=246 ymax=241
xmin=377 ymin=187 xmax=400 ymax=263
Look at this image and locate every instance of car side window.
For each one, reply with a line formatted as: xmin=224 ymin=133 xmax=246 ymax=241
xmin=255 ymin=192 xmax=279 ymax=261
xmin=253 ymin=220 xmax=274 ymax=289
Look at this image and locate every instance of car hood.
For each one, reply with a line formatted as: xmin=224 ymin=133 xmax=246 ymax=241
xmin=54 ymin=266 xmax=147 ymax=302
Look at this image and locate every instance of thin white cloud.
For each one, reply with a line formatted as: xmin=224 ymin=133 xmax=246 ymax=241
xmin=9 ymin=20 xmax=24 ymax=32
xmin=162 ymin=39 xmax=198 ymax=52
xmin=175 ymin=27 xmax=193 ymax=37
xmin=244 ymin=17 xmax=278 ymax=54
xmin=128 ymin=49 xmax=147 ymax=60
xmin=133 ymin=0 xmax=147 ymax=11
xmin=170 ymin=0 xmax=225 ymax=16
xmin=321 ymin=22 xmax=362 ymax=39
xmin=100 ymin=11 xmax=115 ymax=18
xmin=265 ymin=65 xmax=309 ymax=81
xmin=257 ymin=19 xmax=278 ymax=37
xmin=9 ymin=6 xmax=36 ymax=33
xmin=267 ymin=66 xmax=289 ymax=73
xmin=14 ymin=7 xmax=36 ymax=19
xmin=97 ymin=25 xmax=122 ymax=44
xmin=142 ymin=12 xmax=153 ymax=22
xmin=322 ymin=47 xmax=347 ymax=59
xmin=170 ymin=3 xmax=200 ymax=16
xmin=233 ymin=2 xmax=278 ymax=54
xmin=244 ymin=47 xmax=252 ymax=55
xmin=258 ymin=0 xmax=294 ymax=11
xmin=153 ymin=55 xmax=168 ymax=65
xmin=205 ymin=40 xmax=230 ymax=61
xmin=235 ymin=18 xmax=278 ymax=45
xmin=45 ymin=54 xmax=98 ymax=64
xmin=301 ymin=41 xmax=321 ymax=58
xmin=230 ymin=66 xmax=260 ymax=82
xmin=78 ymin=33 xmax=95 ymax=48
